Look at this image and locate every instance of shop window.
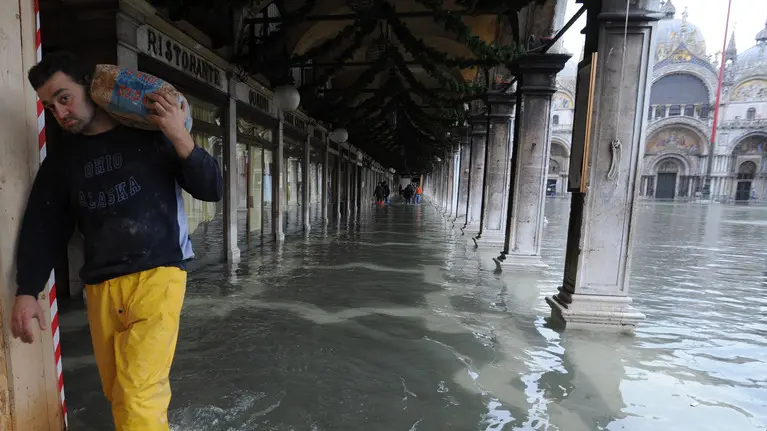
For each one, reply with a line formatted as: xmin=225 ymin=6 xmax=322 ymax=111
xmin=262 ymin=149 xmax=274 ymax=236
xmin=183 ymin=132 xmax=223 ymax=236
xmin=248 ymin=146 xmax=264 ymax=238
xmin=237 ymin=117 xmax=272 ymax=142
xmin=187 ymin=95 xmax=221 ymax=126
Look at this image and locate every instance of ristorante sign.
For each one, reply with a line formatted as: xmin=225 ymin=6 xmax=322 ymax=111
xmin=137 ymin=25 xmax=228 ymax=92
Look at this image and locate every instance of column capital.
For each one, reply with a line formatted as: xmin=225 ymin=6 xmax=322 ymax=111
xmin=487 ymin=92 xmax=515 ymax=120
xmin=460 ymin=127 xmax=472 ymax=145
xmin=509 ymin=53 xmax=571 ymax=95
xmin=598 ymin=0 xmax=663 ymax=23
xmin=469 ymin=115 xmax=488 ymax=133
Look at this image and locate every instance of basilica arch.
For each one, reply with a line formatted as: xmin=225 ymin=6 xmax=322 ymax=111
xmin=547 ymin=138 xmax=570 ymax=196
xmin=642 ymin=125 xmax=707 ymax=200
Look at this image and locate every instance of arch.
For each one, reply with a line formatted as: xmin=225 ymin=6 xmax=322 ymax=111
xmin=645 ymin=116 xmax=711 ymax=149
xmin=738 ymin=160 xmax=757 ymax=175
xmin=645 ymin=125 xmax=708 ymax=156
xmin=657 ymin=159 xmax=681 ymax=172
xmin=652 ymin=64 xmax=717 ymax=102
xmin=728 ymin=79 xmax=767 ymax=103
xmin=726 ymin=131 xmax=767 ymax=155
xmin=653 ymin=155 xmax=689 ymax=174
xmin=550 ymin=138 xmax=570 ymax=157
xmin=552 ymin=91 xmax=574 ymax=109
xmin=643 ymin=152 xmax=695 ymax=176
xmin=732 ymin=134 xmax=767 ymax=156
xmin=549 ymin=158 xmax=561 ymax=174
xmin=650 ymin=73 xmax=710 ymax=105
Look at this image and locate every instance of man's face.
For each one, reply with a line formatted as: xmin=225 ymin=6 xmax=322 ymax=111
xmin=36 ymin=71 xmax=95 ymax=134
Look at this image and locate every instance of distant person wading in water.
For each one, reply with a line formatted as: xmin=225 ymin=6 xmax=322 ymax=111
xmin=403 ymin=184 xmax=414 ymax=204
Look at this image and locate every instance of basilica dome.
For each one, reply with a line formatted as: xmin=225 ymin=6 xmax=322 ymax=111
xmin=654 ymin=2 xmax=707 ymax=63
xmin=734 ymin=21 xmax=767 ymax=71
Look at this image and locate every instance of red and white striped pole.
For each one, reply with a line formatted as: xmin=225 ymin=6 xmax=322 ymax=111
xmin=34 ymin=0 xmax=68 ymax=428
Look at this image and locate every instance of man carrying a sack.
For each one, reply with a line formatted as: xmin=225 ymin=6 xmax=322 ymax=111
xmin=10 ymin=51 xmax=223 ymax=431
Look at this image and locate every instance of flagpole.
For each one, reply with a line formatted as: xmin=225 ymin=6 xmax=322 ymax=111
xmin=704 ymin=0 xmax=733 ymax=199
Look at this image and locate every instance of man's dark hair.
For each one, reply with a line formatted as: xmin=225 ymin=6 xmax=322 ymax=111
xmin=28 ymin=51 xmax=91 ymax=90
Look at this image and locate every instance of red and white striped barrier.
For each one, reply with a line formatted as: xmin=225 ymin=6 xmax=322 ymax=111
xmin=34 ymin=0 xmax=68 ymax=428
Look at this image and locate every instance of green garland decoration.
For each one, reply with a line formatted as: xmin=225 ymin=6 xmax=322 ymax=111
xmin=326 ymin=49 xmax=393 ymax=109
xmin=393 ymin=52 xmax=481 ymax=105
xmin=302 ymin=19 xmax=380 ymax=90
xmin=380 ymin=4 xmax=490 ymax=68
xmin=384 ymin=7 xmax=486 ymax=100
xmin=414 ymin=0 xmax=524 ymax=64
xmin=290 ymin=20 xmax=364 ymax=65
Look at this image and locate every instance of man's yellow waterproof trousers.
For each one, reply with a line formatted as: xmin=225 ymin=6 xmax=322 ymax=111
xmin=85 ymin=266 xmax=186 ymax=431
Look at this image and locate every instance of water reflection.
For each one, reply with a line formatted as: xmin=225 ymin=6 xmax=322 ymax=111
xmin=60 ymin=200 xmax=767 ymax=430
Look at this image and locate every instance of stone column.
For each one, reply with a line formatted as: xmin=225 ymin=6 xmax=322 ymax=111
xmin=302 ymin=132 xmax=311 ymax=232
xmin=355 ymin=164 xmax=362 ymax=212
xmin=346 ymin=158 xmax=352 ymax=218
xmin=274 ymin=112 xmax=285 ymax=242
xmin=450 ymin=149 xmax=460 ymax=217
xmin=350 ymin=161 xmax=357 ymax=214
xmin=439 ymin=160 xmax=450 ymax=211
xmin=474 ymin=94 xmax=514 ymax=247
xmin=322 ymin=139 xmax=329 ymax=225
xmin=547 ymin=0 xmax=661 ymax=331
xmin=335 ymin=152 xmax=343 ymax=221
xmin=223 ymin=97 xmax=242 ymax=261
xmin=463 ymin=119 xmax=486 ymax=231
xmin=445 ymin=154 xmax=455 ymax=218
xmin=456 ymin=128 xmax=472 ymax=224
xmin=495 ymin=53 xmax=570 ymax=270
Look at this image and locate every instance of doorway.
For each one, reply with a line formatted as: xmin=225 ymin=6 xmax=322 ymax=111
xmin=546 ymin=179 xmax=557 ymax=196
xmin=735 ymin=161 xmax=757 ymax=202
xmin=655 ymin=159 xmax=680 ymax=200
xmin=656 ymin=173 xmax=677 ymax=200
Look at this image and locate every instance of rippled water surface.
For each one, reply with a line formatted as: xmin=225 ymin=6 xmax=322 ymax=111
xmin=61 ymin=199 xmax=767 ymax=430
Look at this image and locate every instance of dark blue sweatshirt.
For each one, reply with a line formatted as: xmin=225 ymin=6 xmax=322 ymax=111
xmin=16 ymin=125 xmax=223 ymax=296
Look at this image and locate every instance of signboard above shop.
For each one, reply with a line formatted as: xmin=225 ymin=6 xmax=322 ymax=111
xmin=137 ymin=25 xmax=228 ymax=93
xmin=233 ymin=81 xmax=275 ymax=117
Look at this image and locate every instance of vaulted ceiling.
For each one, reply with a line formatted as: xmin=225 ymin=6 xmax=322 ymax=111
xmin=152 ymin=0 xmax=563 ymax=173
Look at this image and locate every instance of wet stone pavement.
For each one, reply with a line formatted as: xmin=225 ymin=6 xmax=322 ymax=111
xmin=60 ymin=199 xmax=767 ymax=430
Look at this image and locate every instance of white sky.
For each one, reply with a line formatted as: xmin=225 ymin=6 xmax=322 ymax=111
xmin=560 ymin=0 xmax=767 ymax=59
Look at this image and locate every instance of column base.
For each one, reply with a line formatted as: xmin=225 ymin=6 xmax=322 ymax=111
xmin=545 ymin=293 xmax=645 ymax=333
xmin=460 ymin=222 xmax=478 ymax=236
xmin=472 ymin=231 xmax=505 ymax=248
xmin=227 ymin=247 xmax=241 ymax=264
xmin=493 ymin=253 xmax=548 ymax=271
xmin=275 ymin=232 xmax=285 ymax=242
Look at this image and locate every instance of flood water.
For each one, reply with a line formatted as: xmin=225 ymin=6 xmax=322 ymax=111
xmin=61 ymin=199 xmax=767 ymax=430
